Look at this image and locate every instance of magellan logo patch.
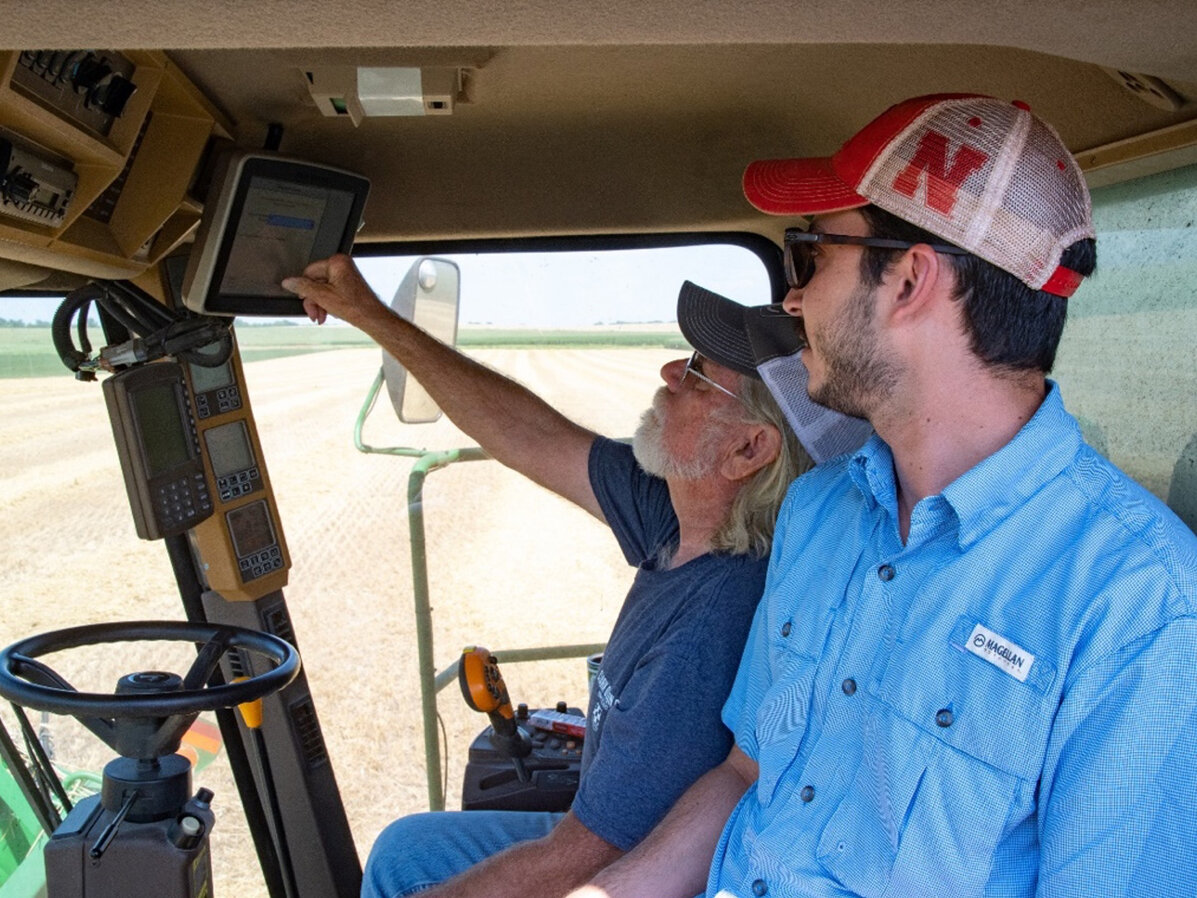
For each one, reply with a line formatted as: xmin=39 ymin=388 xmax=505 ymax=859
xmin=966 ymin=622 xmax=1034 ymax=682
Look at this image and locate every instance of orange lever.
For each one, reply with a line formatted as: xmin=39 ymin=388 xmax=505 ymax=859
xmin=459 ymin=645 xmax=515 ymax=721
xmin=233 ymin=676 xmax=263 ymax=729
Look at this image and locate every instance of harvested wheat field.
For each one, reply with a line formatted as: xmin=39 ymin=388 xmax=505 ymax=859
xmin=0 ymin=343 xmax=682 ymax=895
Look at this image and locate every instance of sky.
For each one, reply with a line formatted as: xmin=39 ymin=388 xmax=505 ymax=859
xmin=357 ymin=244 xmax=773 ymax=328
xmin=0 ymin=295 xmax=75 ymax=324
xmin=1 ymin=242 xmax=775 ymax=328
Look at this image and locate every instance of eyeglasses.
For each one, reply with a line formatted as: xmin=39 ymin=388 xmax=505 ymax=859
xmin=680 ymin=351 xmax=738 ymax=400
xmin=783 ymin=228 xmax=970 ymax=290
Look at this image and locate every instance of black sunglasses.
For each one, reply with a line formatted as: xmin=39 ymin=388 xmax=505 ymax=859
xmin=783 ymin=228 xmax=970 ymax=290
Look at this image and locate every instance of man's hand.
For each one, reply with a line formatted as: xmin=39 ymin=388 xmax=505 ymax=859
xmin=283 ymin=251 xmax=601 ymax=516
xmin=564 ymin=747 xmax=757 ymax=898
xmin=281 ymin=254 xmax=382 ymax=328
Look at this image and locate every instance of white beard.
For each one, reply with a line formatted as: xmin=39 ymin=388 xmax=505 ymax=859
xmin=631 ymin=390 xmax=724 ymax=481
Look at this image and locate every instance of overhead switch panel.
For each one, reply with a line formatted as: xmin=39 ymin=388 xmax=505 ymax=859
xmin=11 ymin=50 xmax=138 ymax=137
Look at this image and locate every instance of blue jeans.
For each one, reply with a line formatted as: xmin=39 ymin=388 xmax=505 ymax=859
xmin=361 ymin=810 xmax=564 ymax=897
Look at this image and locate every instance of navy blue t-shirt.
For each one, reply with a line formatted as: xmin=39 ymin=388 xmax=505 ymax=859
xmin=570 ymin=436 xmax=767 ymax=851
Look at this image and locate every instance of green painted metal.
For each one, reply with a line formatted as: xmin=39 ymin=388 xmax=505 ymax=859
xmin=355 ymin=369 xmax=604 ymax=810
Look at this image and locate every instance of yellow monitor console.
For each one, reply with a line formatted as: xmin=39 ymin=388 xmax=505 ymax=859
xmin=183 ymin=332 xmax=290 ymax=601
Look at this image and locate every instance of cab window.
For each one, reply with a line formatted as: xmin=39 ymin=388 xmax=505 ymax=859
xmin=0 ymin=237 xmax=771 ymax=897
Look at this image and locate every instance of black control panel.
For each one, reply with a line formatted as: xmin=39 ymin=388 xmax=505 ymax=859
xmin=12 ymin=50 xmax=138 ymax=137
xmin=102 ymin=362 xmax=214 ymax=540
xmin=193 ymin=383 xmax=243 ymax=419
xmin=460 ymin=706 xmax=583 ymax=813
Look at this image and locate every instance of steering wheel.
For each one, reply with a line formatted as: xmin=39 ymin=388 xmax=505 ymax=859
xmin=0 ymin=620 xmax=300 ymax=759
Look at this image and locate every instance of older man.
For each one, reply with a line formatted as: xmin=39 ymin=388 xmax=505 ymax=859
xmin=282 ymin=255 xmax=822 ymax=898
xmin=574 ymin=93 xmax=1197 ymax=898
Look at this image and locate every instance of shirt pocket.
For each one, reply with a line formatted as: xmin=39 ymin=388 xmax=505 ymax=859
xmin=816 ymin=615 xmax=1053 ymax=898
xmin=753 ymin=643 xmax=819 ymax=804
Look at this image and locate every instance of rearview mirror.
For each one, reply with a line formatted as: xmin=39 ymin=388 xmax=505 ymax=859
xmin=382 ymin=257 xmax=460 ymax=423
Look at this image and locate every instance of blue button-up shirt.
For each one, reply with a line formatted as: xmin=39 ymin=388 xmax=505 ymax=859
xmin=714 ymin=384 xmax=1197 ymax=898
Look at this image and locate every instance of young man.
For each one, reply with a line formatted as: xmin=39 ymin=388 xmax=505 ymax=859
xmin=282 ymin=255 xmax=816 ymax=898
xmin=571 ymin=94 xmax=1197 ymax=897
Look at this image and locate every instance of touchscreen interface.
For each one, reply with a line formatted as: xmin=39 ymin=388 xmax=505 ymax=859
xmin=181 ymin=152 xmax=369 ymax=317
xmin=218 ymin=176 xmax=357 ymax=299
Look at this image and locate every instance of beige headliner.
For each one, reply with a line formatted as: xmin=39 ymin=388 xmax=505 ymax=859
xmin=8 ymin=0 xmax=1196 ymax=82
xmin=3 ymin=0 xmax=1197 ymax=248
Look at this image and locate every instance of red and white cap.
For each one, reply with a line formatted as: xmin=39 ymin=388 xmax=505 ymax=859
xmin=743 ymin=94 xmax=1095 ymax=298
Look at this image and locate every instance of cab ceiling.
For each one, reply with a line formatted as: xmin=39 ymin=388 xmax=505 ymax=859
xmin=167 ymin=42 xmax=1197 ymax=242
xmin=3 ymin=1 xmax=1196 ymax=244
xmin=7 ymin=0 xmax=1196 ymax=85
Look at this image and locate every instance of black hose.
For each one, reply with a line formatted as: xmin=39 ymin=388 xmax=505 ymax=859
xmin=51 ymin=283 xmax=104 ymax=372
xmin=52 ymin=280 xmax=233 ymax=373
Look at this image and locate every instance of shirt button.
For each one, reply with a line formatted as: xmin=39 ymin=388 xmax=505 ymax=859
xmin=780 ymin=621 xmax=791 ymax=637
xmin=841 ymin=678 xmax=857 ymax=696
xmin=800 ymin=785 xmax=815 ymax=802
xmin=936 ymin=708 xmax=954 ymax=728
xmin=877 ymin=564 xmax=895 ymax=581
xmin=752 ymin=879 xmax=768 ymax=896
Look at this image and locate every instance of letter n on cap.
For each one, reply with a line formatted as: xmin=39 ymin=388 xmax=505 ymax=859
xmin=892 ymin=130 xmax=989 ymax=216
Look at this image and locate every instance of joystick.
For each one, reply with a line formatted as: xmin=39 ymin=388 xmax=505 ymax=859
xmin=458 ymin=646 xmax=531 ymax=782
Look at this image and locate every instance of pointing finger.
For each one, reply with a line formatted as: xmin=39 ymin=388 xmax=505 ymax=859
xmin=302 ymin=297 xmax=327 ymax=324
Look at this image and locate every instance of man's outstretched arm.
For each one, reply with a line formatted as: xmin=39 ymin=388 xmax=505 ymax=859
xmin=414 ymin=811 xmax=622 ymax=898
xmin=568 ymin=745 xmax=757 ymax=898
xmin=283 ymin=254 xmax=602 ymax=517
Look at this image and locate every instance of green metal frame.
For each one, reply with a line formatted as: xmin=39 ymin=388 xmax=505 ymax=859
xmin=355 ymin=369 xmax=603 ymax=810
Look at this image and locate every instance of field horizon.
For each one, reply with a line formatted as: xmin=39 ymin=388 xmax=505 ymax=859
xmin=0 ymin=322 xmax=687 ymax=378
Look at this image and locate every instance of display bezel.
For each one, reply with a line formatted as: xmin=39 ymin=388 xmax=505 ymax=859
xmin=182 ymin=153 xmax=369 ymax=317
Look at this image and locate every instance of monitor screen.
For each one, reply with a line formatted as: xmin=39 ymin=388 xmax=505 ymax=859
xmin=204 ymin=419 xmax=256 ymax=479
xmin=188 ymin=357 xmax=234 ymax=393
xmin=182 ymin=152 xmax=369 ymax=317
xmin=132 ymin=382 xmax=192 ymax=476
xmin=227 ymin=499 xmax=277 ymax=557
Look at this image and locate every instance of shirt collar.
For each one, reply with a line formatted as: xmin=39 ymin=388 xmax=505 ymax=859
xmin=847 ymin=382 xmax=1083 ymax=549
